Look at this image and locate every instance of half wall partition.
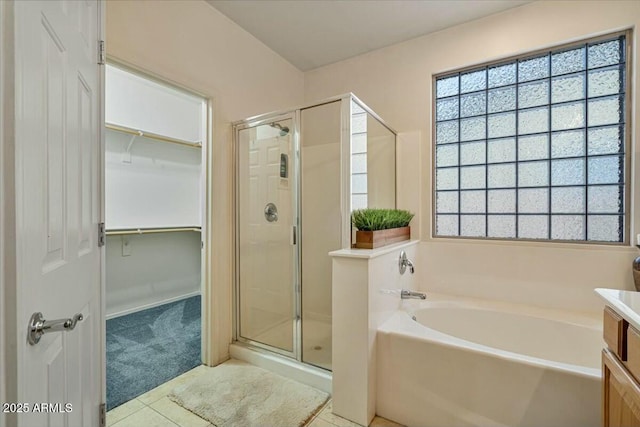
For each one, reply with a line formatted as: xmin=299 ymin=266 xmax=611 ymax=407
xmin=233 ymin=94 xmax=396 ymax=372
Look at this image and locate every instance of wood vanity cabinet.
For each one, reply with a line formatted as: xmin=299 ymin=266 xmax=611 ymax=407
xmin=603 ymin=307 xmax=640 ymax=427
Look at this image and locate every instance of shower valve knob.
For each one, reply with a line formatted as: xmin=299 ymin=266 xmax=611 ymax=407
xmin=264 ymin=203 xmax=278 ymax=222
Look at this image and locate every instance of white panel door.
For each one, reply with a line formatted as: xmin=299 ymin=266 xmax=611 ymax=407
xmin=14 ymin=1 xmax=102 ymax=426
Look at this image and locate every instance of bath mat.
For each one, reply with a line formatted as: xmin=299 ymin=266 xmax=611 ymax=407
xmin=169 ymin=359 xmax=329 ymax=427
xmin=106 ymin=295 xmax=201 ymax=410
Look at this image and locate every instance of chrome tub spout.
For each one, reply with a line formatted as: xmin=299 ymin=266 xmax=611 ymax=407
xmin=401 ymin=289 xmax=426 ymax=300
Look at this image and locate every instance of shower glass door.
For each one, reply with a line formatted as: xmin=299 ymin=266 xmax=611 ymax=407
xmin=236 ymin=117 xmax=297 ymax=355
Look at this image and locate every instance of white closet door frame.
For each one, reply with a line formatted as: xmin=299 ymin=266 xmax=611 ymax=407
xmin=102 ymin=58 xmax=217 ymax=366
xmin=201 ymin=96 xmax=216 ymax=366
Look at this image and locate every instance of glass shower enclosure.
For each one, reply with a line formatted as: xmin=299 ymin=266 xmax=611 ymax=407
xmin=234 ymin=94 xmax=397 ymax=371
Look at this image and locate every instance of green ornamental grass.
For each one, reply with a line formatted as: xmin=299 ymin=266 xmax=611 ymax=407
xmin=351 ymin=209 xmax=414 ymax=232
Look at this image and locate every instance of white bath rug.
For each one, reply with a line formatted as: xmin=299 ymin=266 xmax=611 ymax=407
xmin=168 ymin=359 xmax=329 ymax=427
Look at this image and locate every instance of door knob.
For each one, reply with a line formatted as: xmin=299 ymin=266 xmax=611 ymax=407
xmin=28 ymin=312 xmax=83 ymax=345
xmin=264 ymin=203 xmax=278 ymax=222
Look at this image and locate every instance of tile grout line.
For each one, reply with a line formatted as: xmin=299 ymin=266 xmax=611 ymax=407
xmin=149 ymin=395 xmax=213 ymax=427
xmin=108 ymin=409 xmax=140 ymax=427
xmin=303 ymin=399 xmax=331 ymax=427
xmin=146 ymin=404 xmax=181 ymax=427
xmin=107 ymin=399 xmax=148 ymax=427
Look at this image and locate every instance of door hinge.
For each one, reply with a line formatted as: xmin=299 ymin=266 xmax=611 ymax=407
xmin=98 ymin=40 xmax=105 ymax=65
xmin=99 ymin=403 xmax=106 ymax=427
xmin=98 ymin=222 xmax=106 ymax=247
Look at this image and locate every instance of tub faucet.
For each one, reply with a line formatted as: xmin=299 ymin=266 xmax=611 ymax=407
xmin=398 ymin=250 xmax=415 ymax=274
xmin=401 ymin=289 xmax=426 ymax=300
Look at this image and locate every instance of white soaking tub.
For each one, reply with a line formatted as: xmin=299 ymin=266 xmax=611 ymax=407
xmin=376 ymin=294 xmax=603 ymax=427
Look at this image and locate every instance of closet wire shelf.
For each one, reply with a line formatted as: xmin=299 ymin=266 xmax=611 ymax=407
xmin=105 ymin=227 xmax=201 ymax=236
xmin=106 ymin=122 xmax=202 ymax=149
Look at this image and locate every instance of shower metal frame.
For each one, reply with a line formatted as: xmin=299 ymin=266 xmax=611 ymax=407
xmin=233 ymin=111 xmax=300 ymax=360
xmin=232 ymin=93 xmax=397 ymax=367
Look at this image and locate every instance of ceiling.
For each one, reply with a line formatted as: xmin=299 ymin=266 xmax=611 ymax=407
xmin=207 ymin=0 xmax=532 ymax=71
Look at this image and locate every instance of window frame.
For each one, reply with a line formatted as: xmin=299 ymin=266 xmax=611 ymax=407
xmin=431 ymin=30 xmax=633 ymax=245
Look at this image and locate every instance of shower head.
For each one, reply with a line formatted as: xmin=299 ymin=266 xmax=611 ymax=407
xmin=270 ymin=122 xmax=290 ymax=136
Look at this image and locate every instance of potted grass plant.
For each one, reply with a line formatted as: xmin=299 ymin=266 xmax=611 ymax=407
xmin=351 ymin=208 xmax=414 ymax=249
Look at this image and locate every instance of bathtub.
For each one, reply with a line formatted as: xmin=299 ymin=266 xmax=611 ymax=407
xmin=376 ymin=294 xmax=602 ymax=427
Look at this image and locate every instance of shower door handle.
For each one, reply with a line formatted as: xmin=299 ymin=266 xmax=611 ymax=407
xmin=291 ymin=225 xmax=297 ymax=245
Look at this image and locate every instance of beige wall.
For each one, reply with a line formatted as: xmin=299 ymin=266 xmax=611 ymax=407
xmin=305 ymin=1 xmax=640 ymax=312
xmin=106 ymin=0 xmax=304 ymax=363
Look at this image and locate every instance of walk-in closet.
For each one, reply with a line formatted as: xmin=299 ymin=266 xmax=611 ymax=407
xmin=104 ymin=63 xmax=206 ymax=410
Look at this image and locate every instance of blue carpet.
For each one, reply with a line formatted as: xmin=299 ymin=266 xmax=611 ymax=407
xmin=106 ymin=295 xmax=201 ymax=410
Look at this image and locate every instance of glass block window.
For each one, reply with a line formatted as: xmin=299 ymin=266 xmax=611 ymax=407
xmin=351 ymin=101 xmax=368 ymax=210
xmin=434 ymin=34 xmax=628 ymax=243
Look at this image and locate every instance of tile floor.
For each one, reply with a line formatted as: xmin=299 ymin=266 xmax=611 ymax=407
xmin=107 ymin=365 xmax=403 ymax=427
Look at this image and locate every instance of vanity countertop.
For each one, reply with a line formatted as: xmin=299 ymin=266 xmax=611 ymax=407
xmin=596 ymin=288 xmax=640 ymax=330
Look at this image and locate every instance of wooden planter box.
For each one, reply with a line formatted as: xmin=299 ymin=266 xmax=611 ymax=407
xmin=355 ymin=226 xmax=410 ymax=249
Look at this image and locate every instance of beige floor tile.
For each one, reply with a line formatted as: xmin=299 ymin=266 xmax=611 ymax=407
xmin=181 ymin=364 xmax=210 ymax=378
xmin=317 ymin=408 xmax=361 ymax=427
xmin=149 ymin=397 xmax=210 ymax=427
xmin=317 ymin=401 xmax=333 ymax=413
xmin=106 ymin=399 xmax=146 ymax=426
xmin=137 ymin=382 xmax=176 ymax=405
xmin=308 ymin=417 xmax=339 ymax=427
xmin=138 ymin=365 xmax=206 ymax=405
xmin=370 ymin=415 xmax=405 ymax=427
xmin=111 ymin=406 xmax=178 ymax=427
xmin=170 ymin=365 xmax=210 ymax=388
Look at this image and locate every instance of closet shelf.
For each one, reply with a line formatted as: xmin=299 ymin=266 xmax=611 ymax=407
xmin=106 ymin=122 xmax=202 ymax=149
xmin=106 ymin=227 xmax=201 ymax=236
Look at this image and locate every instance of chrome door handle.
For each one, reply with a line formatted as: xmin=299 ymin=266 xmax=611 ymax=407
xmin=28 ymin=312 xmax=83 ymax=345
